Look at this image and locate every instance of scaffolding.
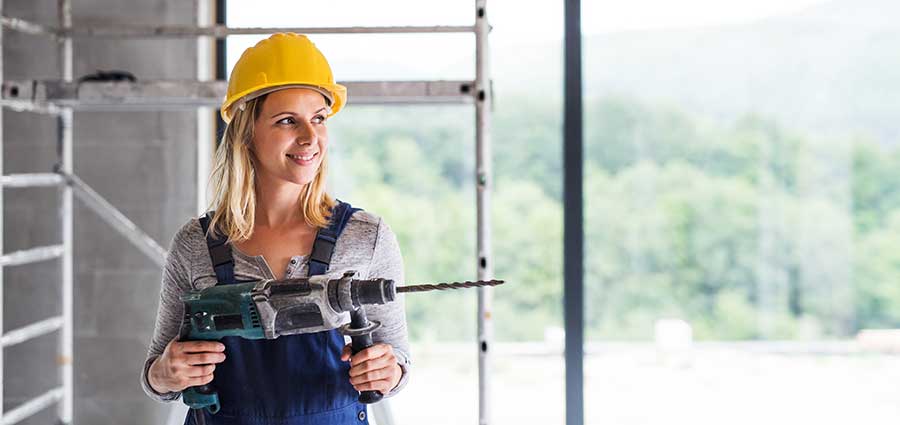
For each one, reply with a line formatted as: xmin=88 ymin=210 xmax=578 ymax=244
xmin=0 ymin=1 xmax=495 ymax=425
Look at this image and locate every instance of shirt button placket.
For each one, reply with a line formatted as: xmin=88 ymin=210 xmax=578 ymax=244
xmin=286 ymin=258 xmax=298 ymax=277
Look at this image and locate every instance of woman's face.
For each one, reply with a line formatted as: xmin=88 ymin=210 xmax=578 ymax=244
xmin=251 ymin=87 xmax=330 ymax=187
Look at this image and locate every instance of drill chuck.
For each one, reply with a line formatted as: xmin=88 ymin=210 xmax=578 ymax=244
xmin=327 ymin=274 xmax=396 ymax=313
xmin=352 ymin=278 xmax=396 ymax=305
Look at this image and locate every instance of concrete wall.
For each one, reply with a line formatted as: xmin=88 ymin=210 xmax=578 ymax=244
xmin=3 ymin=1 xmax=199 ymax=424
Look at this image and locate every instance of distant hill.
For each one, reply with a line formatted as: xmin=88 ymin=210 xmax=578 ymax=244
xmin=491 ymin=0 xmax=900 ymax=145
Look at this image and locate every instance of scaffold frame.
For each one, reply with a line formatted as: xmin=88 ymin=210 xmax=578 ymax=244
xmin=0 ymin=1 xmax=495 ymax=425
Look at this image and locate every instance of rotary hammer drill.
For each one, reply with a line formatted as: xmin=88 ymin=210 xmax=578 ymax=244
xmin=178 ymin=269 xmax=502 ymax=416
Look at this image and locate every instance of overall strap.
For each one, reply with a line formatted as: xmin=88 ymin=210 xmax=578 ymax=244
xmin=308 ymin=200 xmax=361 ymax=277
xmin=199 ymin=200 xmax=361 ymax=284
xmin=199 ymin=212 xmax=236 ymax=285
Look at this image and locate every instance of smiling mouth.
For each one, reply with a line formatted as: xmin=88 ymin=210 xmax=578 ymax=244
xmin=285 ymin=152 xmax=319 ymax=165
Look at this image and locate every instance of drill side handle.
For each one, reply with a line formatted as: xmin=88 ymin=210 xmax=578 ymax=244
xmin=348 ymin=308 xmax=384 ymax=404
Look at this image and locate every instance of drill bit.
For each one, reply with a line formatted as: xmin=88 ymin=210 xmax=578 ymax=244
xmin=397 ymin=279 xmax=505 ymax=293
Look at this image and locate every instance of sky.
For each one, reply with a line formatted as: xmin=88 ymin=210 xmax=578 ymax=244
xmin=579 ymin=0 xmax=830 ymax=34
xmin=226 ymin=0 xmax=832 ymax=80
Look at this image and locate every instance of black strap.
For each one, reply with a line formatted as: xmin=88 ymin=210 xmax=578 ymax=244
xmin=199 ymin=213 xmax=236 ymax=284
xmin=308 ymin=201 xmax=360 ymax=276
xmin=200 ymin=200 xmax=361 ymax=284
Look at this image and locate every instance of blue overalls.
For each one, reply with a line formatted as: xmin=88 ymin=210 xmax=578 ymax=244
xmin=188 ymin=200 xmax=369 ymax=425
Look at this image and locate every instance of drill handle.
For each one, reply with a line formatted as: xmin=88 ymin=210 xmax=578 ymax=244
xmin=179 ymin=306 xmax=221 ymax=415
xmin=349 ymin=308 xmax=384 ymax=404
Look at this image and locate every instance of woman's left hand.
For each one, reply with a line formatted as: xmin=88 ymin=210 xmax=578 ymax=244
xmin=341 ymin=342 xmax=402 ymax=395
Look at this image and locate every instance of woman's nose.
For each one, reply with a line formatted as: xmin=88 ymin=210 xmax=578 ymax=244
xmin=293 ymin=120 xmax=316 ymax=145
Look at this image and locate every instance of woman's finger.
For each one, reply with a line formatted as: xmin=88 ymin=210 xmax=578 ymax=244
xmin=348 ymin=343 xmax=390 ymax=365
xmin=185 ymin=364 xmax=216 ymax=378
xmin=184 ymin=352 xmax=226 ymax=366
xmin=350 ymin=346 xmax=396 ymax=374
xmin=352 ymin=378 xmax=393 ymax=394
xmin=349 ymin=353 xmax=394 ymax=377
xmin=349 ymin=367 xmax=388 ymax=385
xmin=178 ymin=341 xmax=225 ymax=354
xmin=185 ymin=374 xmax=215 ymax=388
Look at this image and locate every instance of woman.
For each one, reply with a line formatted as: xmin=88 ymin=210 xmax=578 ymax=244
xmin=140 ymin=33 xmax=411 ymax=425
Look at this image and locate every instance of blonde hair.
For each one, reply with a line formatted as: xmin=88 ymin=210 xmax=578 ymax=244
xmin=207 ymin=94 xmax=336 ymax=242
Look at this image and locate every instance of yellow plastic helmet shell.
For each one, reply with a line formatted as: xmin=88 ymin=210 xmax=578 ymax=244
xmin=221 ymin=33 xmax=347 ymax=123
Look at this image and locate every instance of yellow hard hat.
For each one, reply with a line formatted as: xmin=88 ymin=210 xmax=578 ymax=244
xmin=221 ymin=33 xmax=347 ymax=123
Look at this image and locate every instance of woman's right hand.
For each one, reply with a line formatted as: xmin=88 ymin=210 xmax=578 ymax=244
xmin=148 ymin=339 xmax=227 ymax=394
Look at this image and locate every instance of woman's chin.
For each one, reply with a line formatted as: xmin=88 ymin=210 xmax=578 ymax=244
xmin=262 ymin=174 xmax=312 ymax=187
xmin=287 ymin=174 xmax=316 ymax=187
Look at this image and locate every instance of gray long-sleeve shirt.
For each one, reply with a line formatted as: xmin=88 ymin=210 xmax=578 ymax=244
xmin=140 ymin=210 xmax=411 ymax=402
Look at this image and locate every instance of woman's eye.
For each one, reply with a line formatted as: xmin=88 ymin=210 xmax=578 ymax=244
xmin=277 ymin=117 xmax=295 ymax=125
xmin=312 ymin=115 xmax=327 ymax=124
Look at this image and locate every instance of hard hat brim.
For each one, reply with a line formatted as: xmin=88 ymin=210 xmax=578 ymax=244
xmin=221 ymin=82 xmax=347 ymax=124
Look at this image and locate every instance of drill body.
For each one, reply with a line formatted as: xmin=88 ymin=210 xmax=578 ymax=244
xmin=179 ymin=271 xmax=395 ymax=414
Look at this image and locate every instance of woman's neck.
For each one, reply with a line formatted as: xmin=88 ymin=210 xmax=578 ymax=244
xmin=254 ymin=173 xmax=306 ymax=229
